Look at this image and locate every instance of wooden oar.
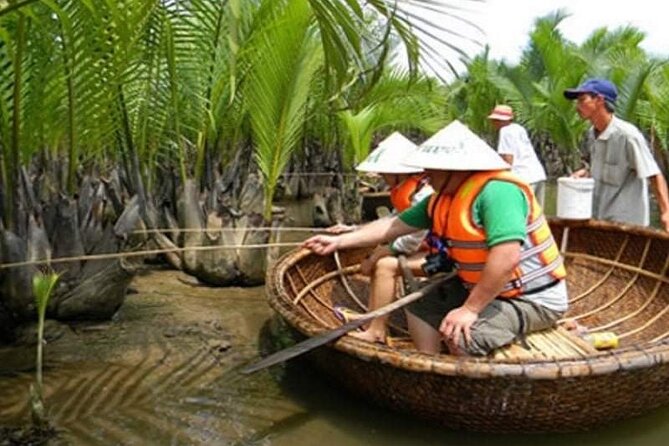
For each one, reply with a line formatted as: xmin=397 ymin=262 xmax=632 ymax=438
xmin=240 ymin=271 xmax=456 ymax=375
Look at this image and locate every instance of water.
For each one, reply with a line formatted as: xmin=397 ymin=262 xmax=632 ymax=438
xmin=0 ymin=269 xmax=667 ymax=445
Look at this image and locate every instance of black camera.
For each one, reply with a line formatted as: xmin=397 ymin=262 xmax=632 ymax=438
xmin=421 ymin=252 xmax=454 ymax=276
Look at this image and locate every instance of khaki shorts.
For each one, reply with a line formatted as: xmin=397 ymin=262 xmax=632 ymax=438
xmin=406 ymin=278 xmax=563 ymax=356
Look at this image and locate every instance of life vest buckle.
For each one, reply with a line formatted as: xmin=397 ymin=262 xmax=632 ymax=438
xmin=510 ymin=278 xmax=523 ymax=290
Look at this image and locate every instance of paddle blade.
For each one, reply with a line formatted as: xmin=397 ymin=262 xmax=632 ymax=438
xmin=240 ymin=273 xmax=452 ymax=375
xmin=240 ymin=318 xmax=366 ymax=374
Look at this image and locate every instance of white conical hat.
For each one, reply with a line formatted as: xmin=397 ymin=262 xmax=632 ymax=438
xmin=355 ymin=132 xmax=423 ymax=174
xmin=404 ymin=120 xmax=510 ymax=171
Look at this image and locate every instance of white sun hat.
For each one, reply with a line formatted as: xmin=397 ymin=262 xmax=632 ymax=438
xmin=404 ymin=120 xmax=510 ymax=171
xmin=355 ymin=132 xmax=423 ymax=174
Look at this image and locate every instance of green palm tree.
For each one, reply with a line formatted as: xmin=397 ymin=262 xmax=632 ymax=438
xmin=246 ymin=0 xmax=323 ymax=221
xmin=0 ymin=0 xmax=489 ymax=244
xmin=496 ymin=11 xmax=587 ymax=163
xmin=447 ymin=47 xmax=503 ymax=135
xmin=338 ymin=69 xmax=447 ymax=168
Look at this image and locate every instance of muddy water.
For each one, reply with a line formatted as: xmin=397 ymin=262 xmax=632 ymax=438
xmin=0 ymin=268 xmax=286 ymax=444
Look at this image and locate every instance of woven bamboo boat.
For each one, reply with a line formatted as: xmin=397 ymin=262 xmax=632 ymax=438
xmin=265 ymin=219 xmax=669 ymax=433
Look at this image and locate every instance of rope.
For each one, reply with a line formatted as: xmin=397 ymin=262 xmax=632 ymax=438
xmin=278 ymin=172 xmax=358 ymax=177
xmin=0 ymin=242 xmax=304 ymax=271
xmin=131 ymin=227 xmax=328 ymax=235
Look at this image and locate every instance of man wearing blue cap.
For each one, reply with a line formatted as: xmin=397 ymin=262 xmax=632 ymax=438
xmin=564 ymin=78 xmax=669 ymax=231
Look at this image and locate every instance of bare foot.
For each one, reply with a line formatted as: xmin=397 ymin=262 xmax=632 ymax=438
xmin=560 ymin=318 xmax=589 ymax=335
xmin=349 ymin=329 xmax=386 ymax=344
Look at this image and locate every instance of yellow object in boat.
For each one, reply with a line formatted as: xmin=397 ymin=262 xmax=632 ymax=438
xmin=584 ymin=332 xmax=619 ymax=350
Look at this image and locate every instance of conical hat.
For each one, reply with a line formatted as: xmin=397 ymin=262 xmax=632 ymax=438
xmin=355 ymin=132 xmax=423 ymax=174
xmin=404 ymin=120 xmax=510 ymax=171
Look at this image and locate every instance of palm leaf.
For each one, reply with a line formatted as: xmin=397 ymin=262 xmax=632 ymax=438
xmin=338 ymin=105 xmax=380 ymax=169
xmin=0 ymin=8 xmax=29 ymax=229
xmin=247 ymin=0 xmax=323 ymax=221
xmin=338 ymin=68 xmax=447 ymax=169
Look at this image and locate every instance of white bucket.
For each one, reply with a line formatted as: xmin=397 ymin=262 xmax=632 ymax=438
xmin=556 ymin=177 xmax=595 ymax=219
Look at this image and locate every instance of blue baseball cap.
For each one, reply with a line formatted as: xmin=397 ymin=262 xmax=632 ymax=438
xmin=564 ymin=78 xmax=618 ymax=103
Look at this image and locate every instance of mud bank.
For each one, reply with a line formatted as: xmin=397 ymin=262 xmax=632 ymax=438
xmin=0 ymin=268 xmax=295 ymax=444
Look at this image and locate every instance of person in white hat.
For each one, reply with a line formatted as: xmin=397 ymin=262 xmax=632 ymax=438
xmin=304 ymin=121 xmax=568 ymax=356
xmin=330 ymin=132 xmax=433 ymax=343
xmin=488 ymin=105 xmax=547 ymax=207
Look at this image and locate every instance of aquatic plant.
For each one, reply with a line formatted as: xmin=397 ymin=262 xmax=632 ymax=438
xmin=29 ymin=271 xmax=59 ymax=427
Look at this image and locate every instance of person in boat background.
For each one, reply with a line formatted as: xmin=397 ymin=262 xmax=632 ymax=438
xmin=303 ymin=120 xmax=568 ymax=356
xmin=564 ymin=78 xmax=669 ymax=231
xmin=328 ymin=132 xmax=434 ymax=343
xmin=487 ymin=104 xmax=547 ymax=207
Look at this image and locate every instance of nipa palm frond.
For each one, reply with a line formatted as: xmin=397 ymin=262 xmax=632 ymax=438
xmin=247 ymin=0 xmax=323 ymax=220
xmin=338 ymin=105 xmax=380 ymax=169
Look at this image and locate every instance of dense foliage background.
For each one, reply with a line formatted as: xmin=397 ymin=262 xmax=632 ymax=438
xmin=0 ymin=1 xmax=666 ymax=227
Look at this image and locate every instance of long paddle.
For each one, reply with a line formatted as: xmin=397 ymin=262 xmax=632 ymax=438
xmin=240 ymin=271 xmax=456 ymax=375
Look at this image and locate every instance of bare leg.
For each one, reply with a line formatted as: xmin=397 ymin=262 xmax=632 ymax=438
xmin=350 ymin=252 xmax=426 ymax=343
xmin=350 ymin=256 xmax=399 ymax=343
xmin=406 ymin=311 xmax=442 ymax=353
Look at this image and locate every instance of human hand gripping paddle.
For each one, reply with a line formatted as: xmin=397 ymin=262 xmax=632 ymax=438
xmin=240 ymin=265 xmax=456 ymax=375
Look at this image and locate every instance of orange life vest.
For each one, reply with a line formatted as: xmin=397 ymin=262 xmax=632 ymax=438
xmin=427 ymin=170 xmax=566 ymax=298
xmin=390 ymin=174 xmax=426 ymax=212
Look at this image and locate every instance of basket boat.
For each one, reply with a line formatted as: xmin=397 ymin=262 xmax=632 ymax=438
xmin=265 ymin=219 xmax=669 ymax=433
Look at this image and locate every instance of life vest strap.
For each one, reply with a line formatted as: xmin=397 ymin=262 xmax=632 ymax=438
xmin=447 ymin=239 xmax=488 ymax=249
xmin=526 ymin=214 xmax=546 ymax=233
xmin=460 ymin=256 xmax=564 ymax=294
xmin=447 ymin=216 xmax=546 ymax=252
xmin=523 ymin=279 xmax=561 ymax=295
xmin=519 ymin=237 xmax=553 ymax=260
xmin=499 ymin=257 xmax=564 ymax=292
xmin=454 ymin=261 xmax=484 ymax=272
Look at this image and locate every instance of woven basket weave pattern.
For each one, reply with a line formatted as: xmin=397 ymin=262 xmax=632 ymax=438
xmin=266 ymin=219 xmax=669 ymax=432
